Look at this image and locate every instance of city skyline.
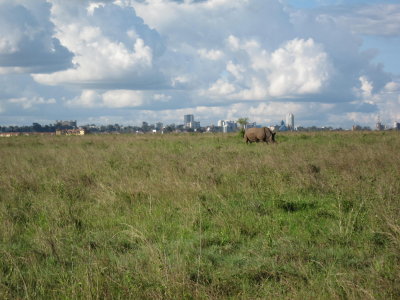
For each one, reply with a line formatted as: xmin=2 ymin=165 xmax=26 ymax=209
xmin=0 ymin=0 xmax=399 ymax=128
xmin=2 ymin=112 xmax=399 ymax=132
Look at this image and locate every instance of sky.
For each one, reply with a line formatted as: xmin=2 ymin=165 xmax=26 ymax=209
xmin=0 ymin=0 xmax=399 ymax=128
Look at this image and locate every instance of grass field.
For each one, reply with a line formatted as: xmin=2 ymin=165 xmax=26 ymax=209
xmin=1 ymin=131 xmax=399 ymax=299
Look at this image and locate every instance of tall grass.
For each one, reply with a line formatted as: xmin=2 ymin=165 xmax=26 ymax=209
xmin=1 ymin=131 xmax=399 ymax=299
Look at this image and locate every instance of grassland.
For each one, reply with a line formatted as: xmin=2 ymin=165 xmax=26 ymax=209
xmin=0 ymin=131 xmax=399 ymax=299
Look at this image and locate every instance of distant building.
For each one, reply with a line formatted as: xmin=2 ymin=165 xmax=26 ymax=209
xmin=155 ymin=122 xmax=163 ymax=131
xmin=376 ymin=121 xmax=385 ymax=131
xmin=184 ymin=115 xmax=194 ymax=128
xmin=279 ymin=120 xmax=288 ymax=131
xmin=142 ymin=121 xmax=150 ymax=132
xmin=375 ymin=115 xmax=385 ymax=131
xmin=218 ymin=120 xmax=237 ymax=133
xmin=56 ymin=129 xmax=85 ymax=136
xmin=286 ymin=113 xmax=294 ymax=130
xmin=189 ymin=121 xmax=200 ymax=129
xmin=183 ymin=114 xmax=200 ymax=129
xmin=245 ymin=122 xmax=256 ymax=129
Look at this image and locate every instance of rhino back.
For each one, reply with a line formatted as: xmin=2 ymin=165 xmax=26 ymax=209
xmin=245 ymin=128 xmax=266 ymax=141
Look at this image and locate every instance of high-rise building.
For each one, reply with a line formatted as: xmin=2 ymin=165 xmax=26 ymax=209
xmin=183 ymin=114 xmax=201 ymax=129
xmin=286 ymin=113 xmax=294 ymax=130
xmin=184 ymin=114 xmax=194 ymax=128
xmin=376 ymin=115 xmax=385 ymax=131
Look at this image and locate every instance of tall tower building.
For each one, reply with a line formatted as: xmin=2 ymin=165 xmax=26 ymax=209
xmin=184 ymin=114 xmax=194 ymax=128
xmin=376 ymin=115 xmax=384 ymax=131
xmin=286 ymin=113 xmax=294 ymax=131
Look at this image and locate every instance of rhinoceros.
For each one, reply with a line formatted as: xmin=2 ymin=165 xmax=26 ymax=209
xmin=244 ymin=127 xmax=276 ymax=144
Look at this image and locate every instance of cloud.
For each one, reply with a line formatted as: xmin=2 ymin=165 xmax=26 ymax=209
xmin=0 ymin=0 xmax=73 ymax=74
xmin=318 ymin=4 xmax=400 ymax=37
xmin=67 ymin=89 xmax=144 ymax=108
xmin=33 ymin=1 xmax=167 ymax=89
xmin=198 ymin=48 xmax=224 ymax=61
xmin=330 ymin=77 xmax=400 ymax=127
xmin=153 ymin=93 xmax=172 ymax=102
xmin=208 ymin=79 xmax=236 ymax=96
xmin=269 ymin=38 xmax=332 ymax=95
xmin=356 ymin=76 xmax=374 ymax=98
xmin=8 ymin=96 xmax=56 ymax=109
xmin=0 ymin=73 xmax=76 ymax=115
xmin=102 ymin=90 xmax=144 ymax=108
xmin=289 ymin=4 xmax=393 ymax=96
xmin=204 ymin=37 xmax=333 ymax=100
xmin=360 ymin=79 xmax=400 ymax=123
xmin=129 ymin=0 xmax=391 ymax=104
xmin=128 ymin=0 xmax=296 ymax=91
xmin=32 ymin=0 xmax=392 ymax=102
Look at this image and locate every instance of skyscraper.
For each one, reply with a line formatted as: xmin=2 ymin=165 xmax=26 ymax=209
xmin=184 ymin=114 xmax=194 ymax=128
xmin=376 ymin=115 xmax=384 ymax=131
xmin=286 ymin=113 xmax=294 ymax=131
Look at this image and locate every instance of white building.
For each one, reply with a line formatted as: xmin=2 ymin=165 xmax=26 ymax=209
xmin=184 ymin=114 xmax=194 ymax=128
xmin=286 ymin=113 xmax=294 ymax=131
xmin=188 ymin=121 xmax=200 ymax=129
xmin=218 ymin=120 xmax=237 ymax=133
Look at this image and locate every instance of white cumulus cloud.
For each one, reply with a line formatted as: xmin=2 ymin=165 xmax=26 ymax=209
xmin=33 ymin=1 xmax=166 ymax=89
xmin=67 ymin=89 xmax=144 ymax=108
xmin=8 ymin=96 xmax=56 ymax=109
xmin=268 ymin=38 xmax=332 ymax=97
xmin=205 ymin=37 xmax=333 ymax=100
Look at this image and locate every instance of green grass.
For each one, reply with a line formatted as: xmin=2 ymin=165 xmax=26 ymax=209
xmin=1 ymin=131 xmax=399 ymax=299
